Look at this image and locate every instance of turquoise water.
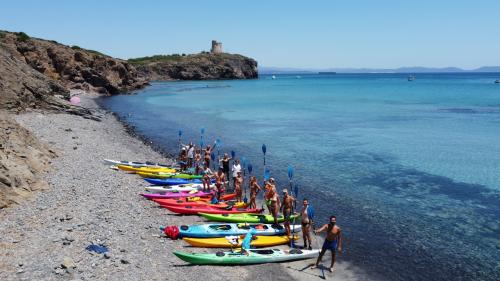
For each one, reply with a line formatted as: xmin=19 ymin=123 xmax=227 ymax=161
xmin=100 ymin=73 xmax=500 ymax=280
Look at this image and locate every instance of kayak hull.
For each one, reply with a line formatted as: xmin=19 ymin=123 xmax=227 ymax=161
xmin=164 ymin=223 xmax=301 ymax=238
xmin=163 ymin=204 xmax=263 ymax=215
xmin=183 ymin=235 xmax=298 ymax=248
xmin=144 ymin=178 xmax=203 ymax=186
xmin=200 ymin=213 xmax=298 ymax=223
xmin=117 ymin=164 xmax=176 ymax=173
xmin=174 ymin=249 xmax=319 ymax=265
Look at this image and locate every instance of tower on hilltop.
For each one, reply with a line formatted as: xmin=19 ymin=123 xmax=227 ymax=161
xmin=210 ymin=40 xmax=223 ymax=54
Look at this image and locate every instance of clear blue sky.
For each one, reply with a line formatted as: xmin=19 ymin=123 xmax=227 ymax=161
xmin=2 ymin=0 xmax=499 ymax=69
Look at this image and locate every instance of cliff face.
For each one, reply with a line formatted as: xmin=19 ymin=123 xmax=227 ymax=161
xmin=131 ymin=53 xmax=258 ymax=81
xmin=0 ymin=31 xmax=148 ymax=95
xmin=0 ymin=113 xmax=56 ymax=208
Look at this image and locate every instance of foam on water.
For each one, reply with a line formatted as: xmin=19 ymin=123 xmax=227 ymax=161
xmin=99 ymin=73 xmax=500 ymax=281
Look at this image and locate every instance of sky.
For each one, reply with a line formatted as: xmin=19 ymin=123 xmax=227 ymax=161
xmin=1 ymin=0 xmax=499 ymax=69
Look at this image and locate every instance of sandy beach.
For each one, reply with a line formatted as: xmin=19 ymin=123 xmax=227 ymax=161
xmin=0 ymin=93 xmax=367 ymax=281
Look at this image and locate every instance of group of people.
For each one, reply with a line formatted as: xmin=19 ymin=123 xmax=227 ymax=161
xmin=178 ymin=141 xmax=343 ymax=272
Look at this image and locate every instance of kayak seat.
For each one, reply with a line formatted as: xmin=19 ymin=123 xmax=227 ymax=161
xmin=289 ymin=249 xmax=303 ymax=254
xmin=271 ymin=224 xmax=284 ymax=230
xmin=222 ymin=214 xmax=229 ymax=217
xmin=210 ymin=225 xmax=232 ymax=231
xmin=250 ymin=249 xmax=274 ymax=255
xmin=216 ymin=251 xmax=225 ymax=257
xmin=180 ymin=225 xmax=189 ymax=231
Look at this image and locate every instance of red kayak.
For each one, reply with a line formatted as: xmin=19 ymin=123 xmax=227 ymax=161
xmin=152 ymin=194 xmax=238 ymax=206
xmin=162 ymin=204 xmax=264 ymax=215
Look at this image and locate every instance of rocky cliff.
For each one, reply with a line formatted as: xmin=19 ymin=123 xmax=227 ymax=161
xmin=0 ymin=113 xmax=56 ymax=208
xmin=130 ymin=53 xmax=258 ymax=81
xmin=0 ymin=31 xmax=148 ymax=96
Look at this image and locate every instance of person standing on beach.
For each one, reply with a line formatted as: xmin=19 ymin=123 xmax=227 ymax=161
xmin=204 ymin=145 xmax=213 ymax=168
xmin=220 ymin=153 xmax=231 ymax=187
xmin=234 ymin=171 xmax=244 ymax=202
xmin=187 ymin=142 xmax=195 ymax=168
xmin=301 ymin=199 xmax=314 ymax=250
xmin=264 ymin=178 xmax=280 ymax=225
xmin=202 ymin=165 xmax=214 ymax=192
xmin=214 ymin=167 xmax=226 ymax=201
xmin=179 ymin=147 xmax=188 ymax=171
xmin=231 ymin=159 xmax=241 ymax=189
xmin=312 ymin=215 xmax=342 ymax=272
xmin=249 ymin=176 xmax=261 ymax=209
xmin=280 ymin=189 xmax=295 ymax=238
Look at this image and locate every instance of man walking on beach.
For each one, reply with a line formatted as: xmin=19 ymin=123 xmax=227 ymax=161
xmin=280 ymin=189 xmax=295 ymax=238
xmin=301 ymin=199 xmax=314 ymax=250
xmin=312 ymin=215 xmax=342 ymax=272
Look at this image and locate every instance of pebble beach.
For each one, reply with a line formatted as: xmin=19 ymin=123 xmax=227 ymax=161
xmin=0 ymin=93 xmax=365 ymax=281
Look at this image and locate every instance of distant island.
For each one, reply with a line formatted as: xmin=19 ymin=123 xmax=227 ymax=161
xmin=260 ymin=66 xmax=500 ymax=74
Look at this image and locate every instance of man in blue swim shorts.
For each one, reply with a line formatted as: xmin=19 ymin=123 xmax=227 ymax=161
xmin=311 ymin=215 xmax=343 ymax=272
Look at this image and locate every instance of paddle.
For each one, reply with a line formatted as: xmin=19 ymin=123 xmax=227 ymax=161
xmin=210 ymin=151 xmax=216 ymax=170
xmin=262 ymin=144 xmax=267 ymax=186
xmin=287 ymin=166 xmax=296 ymax=248
xmin=243 ymin=160 xmax=250 ymax=203
xmin=200 ymin=128 xmax=205 ymax=155
xmin=231 ymin=150 xmax=235 ymax=159
xmin=215 ymin=138 xmax=221 ymax=160
xmin=178 ymin=129 xmax=183 ymax=152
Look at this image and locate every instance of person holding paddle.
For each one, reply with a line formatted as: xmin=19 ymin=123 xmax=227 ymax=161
xmin=280 ymin=189 xmax=295 ymax=238
xmin=312 ymin=215 xmax=343 ymax=272
xmin=301 ymin=199 xmax=314 ymax=250
xmin=248 ymin=176 xmax=261 ymax=209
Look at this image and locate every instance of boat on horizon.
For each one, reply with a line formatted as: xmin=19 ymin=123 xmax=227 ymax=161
xmin=271 ymin=75 xmax=276 ymax=79
xmin=495 ymin=80 xmax=500 ymax=84
xmin=408 ymin=75 xmax=416 ymax=81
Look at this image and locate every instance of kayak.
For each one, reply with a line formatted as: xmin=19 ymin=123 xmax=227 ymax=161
xmin=103 ymin=159 xmax=173 ymax=168
xmin=140 ymin=190 xmax=213 ymax=200
xmin=174 ymin=248 xmax=319 ymax=265
xmin=152 ymin=193 xmax=236 ymax=203
xmin=117 ymin=165 xmax=176 ymax=174
xmin=200 ymin=213 xmax=298 ymax=223
xmin=137 ymin=171 xmax=203 ymax=180
xmin=162 ymin=223 xmax=301 ymax=238
xmin=154 ymin=198 xmax=247 ymax=209
xmin=162 ymin=204 xmax=263 ymax=215
xmin=183 ymin=235 xmax=298 ymax=248
xmin=143 ymin=178 xmax=203 ymax=186
xmin=144 ymin=185 xmax=200 ymax=194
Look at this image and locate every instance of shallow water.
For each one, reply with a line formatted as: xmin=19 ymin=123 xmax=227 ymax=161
xmin=99 ymin=73 xmax=500 ymax=280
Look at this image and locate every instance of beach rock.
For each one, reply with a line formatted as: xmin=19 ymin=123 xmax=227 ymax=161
xmin=61 ymin=257 xmax=76 ymax=269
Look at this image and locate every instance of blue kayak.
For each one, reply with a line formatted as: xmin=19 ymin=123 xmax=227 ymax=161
xmin=161 ymin=223 xmax=301 ymax=238
xmin=144 ymin=178 xmax=204 ymax=186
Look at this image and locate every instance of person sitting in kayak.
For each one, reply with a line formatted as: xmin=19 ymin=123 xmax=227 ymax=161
xmin=280 ymin=189 xmax=295 ymax=239
xmin=264 ymin=178 xmax=280 ymax=225
xmin=214 ymin=168 xmax=226 ymax=201
xmin=235 ymin=171 xmax=244 ymax=202
xmin=301 ymin=199 xmax=314 ymax=250
xmin=312 ymin=215 xmax=342 ymax=272
xmin=249 ymin=176 xmax=262 ymax=209
xmin=202 ymin=165 xmax=214 ymax=192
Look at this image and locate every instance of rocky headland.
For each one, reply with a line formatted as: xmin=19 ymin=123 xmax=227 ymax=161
xmin=130 ymin=53 xmax=258 ymax=81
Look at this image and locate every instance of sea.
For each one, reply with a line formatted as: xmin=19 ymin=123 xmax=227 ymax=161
xmin=98 ymin=73 xmax=500 ymax=281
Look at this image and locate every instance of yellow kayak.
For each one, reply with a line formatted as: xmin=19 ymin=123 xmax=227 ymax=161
xmin=137 ymin=171 xmax=203 ymax=180
xmin=117 ymin=164 xmax=176 ymax=173
xmin=183 ymin=235 xmax=298 ymax=248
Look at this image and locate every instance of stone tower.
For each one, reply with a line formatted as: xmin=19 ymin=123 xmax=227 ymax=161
xmin=210 ymin=40 xmax=223 ymax=54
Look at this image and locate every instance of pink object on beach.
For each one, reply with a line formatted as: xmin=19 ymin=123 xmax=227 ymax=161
xmin=140 ymin=190 xmax=213 ymax=200
xmin=70 ymin=96 xmax=81 ymax=105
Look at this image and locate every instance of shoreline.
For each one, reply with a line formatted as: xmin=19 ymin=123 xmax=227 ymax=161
xmin=0 ymin=92 xmax=368 ymax=280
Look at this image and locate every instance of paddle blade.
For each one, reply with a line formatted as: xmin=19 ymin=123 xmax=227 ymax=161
xmin=288 ymin=166 xmax=294 ymax=180
xmin=262 ymin=144 xmax=267 ymax=154
xmin=200 ymin=140 xmax=204 ymax=148
xmin=231 ymin=150 xmax=235 ymax=158
xmin=201 ymin=128 xmax=205 ymax=135
xmin=294 ymin=184 xmax=299 ymax=198
xmin=178 ymin=129 xmax=183 ymax=137
xmin=210 ymin=151 xmax=216 ymax=161
xmin=216 ymin=138 xmax=221 ymax=148
xmin=247 ymin=163 xmax=253 ymax=174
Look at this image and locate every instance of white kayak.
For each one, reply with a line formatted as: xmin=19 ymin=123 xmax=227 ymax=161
xmin=103 ymin=159 xmax=172 ymax=168
xmin=145 ymin=185 xmax=200 ymax=193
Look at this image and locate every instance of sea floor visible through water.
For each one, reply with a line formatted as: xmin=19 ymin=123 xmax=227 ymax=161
xmin=99 ymin=73 xmax=500 ymax=281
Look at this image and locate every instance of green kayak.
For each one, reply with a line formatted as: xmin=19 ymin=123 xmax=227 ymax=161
xmin=200 ymin=213 xmax=298 ymax=223
xmin=174 ymin=248 xmax=319 ymax=265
